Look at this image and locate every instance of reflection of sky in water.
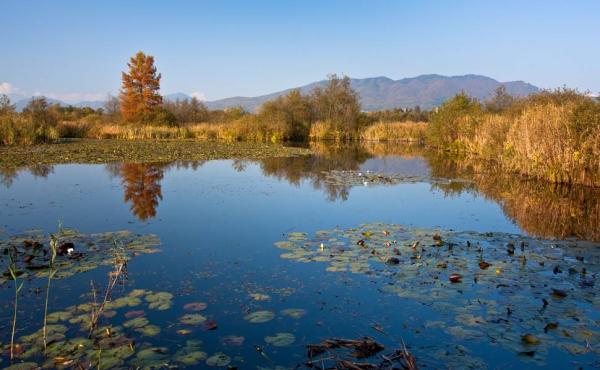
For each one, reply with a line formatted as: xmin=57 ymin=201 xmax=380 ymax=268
xmin=0 ymin=154 xmax=598 ymax=369
xmin=0 ymin=160 xmax=516 ymax=238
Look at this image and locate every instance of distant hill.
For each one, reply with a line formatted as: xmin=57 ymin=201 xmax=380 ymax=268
xmin=9 ymin=74 xmax=540 ymax=112
xmin=203 ymin=74 xmax=540 ymax=111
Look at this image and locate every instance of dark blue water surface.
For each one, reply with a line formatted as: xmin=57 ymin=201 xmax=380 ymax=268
xmin=0 ymin=145 xmax=598 ymax=369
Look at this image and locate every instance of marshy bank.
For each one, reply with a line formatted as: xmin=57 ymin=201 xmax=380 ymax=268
xmin=0 ymin=139 xmax=310 ymax=168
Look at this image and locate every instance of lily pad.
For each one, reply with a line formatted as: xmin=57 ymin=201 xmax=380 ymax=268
xmin=145 ymin=291 xmax=173 ymax=311
xmin=123 ymin=317 xmax=149 ymax=329
xmin=244 ymin=310 xmax=275 ymax=323
xmin=175 ymin=350 xmax=207 ymax=365
xmin=206 ymin=352 xmax=231 ymax=367
xmin=180 ymin=314 xmax=207 ymax=325
xmin=135 ymin=324 xmax=161 ymax=337
xmin=281 ymin=308 xmax=306 ymax=319
xmin=265 ymin=332 xmax=295 ymax=347
xmin=183 ymin=302 xmax=207 ymax=311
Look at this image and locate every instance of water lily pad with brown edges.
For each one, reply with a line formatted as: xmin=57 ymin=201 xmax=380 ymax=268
xmin=174 ymin=350 xmax=207 ymax=365
xmin=265 ymin=332 xmax=295 ymax=347
xmin=135 ymin=324 xmax=161 ymax=337
xmin=220 ymin=335 xmax=245 ymax=346
xmin=123 ymin=316 xmax=149 ymax=329
xmin=244 ymin=310 xmax=275 ymax=323
xmin=145 ymin=291 xmax=173 ymax=311
xmin=281 ymin=308 xmax=306 ymax=319
xmin=132 ymin=347 xmax=169 ymax=368
xmin=183 ymin=302 xmax=207 ymax=311
xmin=180 ymin=314 xmax=207 ymax=325
xmin=124 ymin=310 xmax=145 ymax=319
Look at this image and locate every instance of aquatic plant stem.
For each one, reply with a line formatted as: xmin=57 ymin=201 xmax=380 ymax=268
xmin=43 ymin=234 xmax=59 ymax=354
xmin=8 ymin=253 xmax=23 ymax=362
xmin=88 ymin=261 xmax=125 ymax=338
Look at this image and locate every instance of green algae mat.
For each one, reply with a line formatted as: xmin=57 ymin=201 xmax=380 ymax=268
xmin=0 ymin=140 xmax=310 ymax=167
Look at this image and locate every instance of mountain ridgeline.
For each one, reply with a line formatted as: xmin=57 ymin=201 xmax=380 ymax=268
xmin=11 ymin=74 xmax=539 ymax=112
xmin=202 ymin=74 xmax=539 ymax=111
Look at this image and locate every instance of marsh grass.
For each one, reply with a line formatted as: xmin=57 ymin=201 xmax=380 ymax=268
xmin=308 ymin=120 xmax=357 ymax=141
xmin=0 ymin=115 xmax=60 ymax=145
xmin=360 ymin=121 xmax=427 ymax=142
xmin=428 ymin=90 xmax=600 ymax=186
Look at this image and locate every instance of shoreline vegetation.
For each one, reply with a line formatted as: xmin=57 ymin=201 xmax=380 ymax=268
xmin=1 ymin=51 xmax=599 ymax=186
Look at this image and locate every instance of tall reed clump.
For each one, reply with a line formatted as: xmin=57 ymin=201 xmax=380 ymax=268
xmin=309 ymin=120 xmax=357 ymax=142
xmin=426 ymin=89 xmax=600 ymax=186
xmin=360 ymin=121 xmax=427 ymax=142
xmin=0 ymin=114 xmax=60 ymax=145
xmin=502 ymin=100 xmax=600 ymax=185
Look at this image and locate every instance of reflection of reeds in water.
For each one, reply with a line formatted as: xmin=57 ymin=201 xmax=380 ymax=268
xmin=427 ymin=153 xmax=600 ymax=241
xmin=260 ymin=142 xmax=600 ymax=240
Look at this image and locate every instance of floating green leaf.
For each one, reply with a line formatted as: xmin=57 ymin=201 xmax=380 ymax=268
xmin=244 ymin=310 xmax=275 ymax=323
xmin=265 ymin=332 xmax=295 ymax=347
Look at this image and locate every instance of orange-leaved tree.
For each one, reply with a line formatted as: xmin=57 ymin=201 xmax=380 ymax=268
xmin=120 ymin=51 xmax=163 ymax=121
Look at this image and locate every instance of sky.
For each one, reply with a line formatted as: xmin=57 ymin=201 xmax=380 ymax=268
xmin=1 ymin=0 xmax=599 ymax=103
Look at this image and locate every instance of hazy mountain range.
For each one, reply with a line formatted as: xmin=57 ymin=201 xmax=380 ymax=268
xmin=9 ymin=74 xmax=540 ymax=112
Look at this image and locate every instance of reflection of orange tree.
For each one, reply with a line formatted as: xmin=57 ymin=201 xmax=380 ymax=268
xmin=120 ymin=163 xmax=164 ymax=221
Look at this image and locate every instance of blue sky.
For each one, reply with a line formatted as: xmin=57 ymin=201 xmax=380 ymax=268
xmin=1 ymin=0 xmax=599 ymax=102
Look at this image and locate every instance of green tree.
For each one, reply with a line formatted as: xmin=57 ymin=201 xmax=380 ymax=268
xmin=259 ymin=89 xmax=313 ymax=140
xmin=427 ymin=92 xmax=482 ymax=151
xmin=311 ymin=74 xmax=361 ymax=132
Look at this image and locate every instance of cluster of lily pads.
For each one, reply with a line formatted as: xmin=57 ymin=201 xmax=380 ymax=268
xmin=275 ymin=223 xmax=600 ymax=364
xmin=0 ymin=228 xmax=161 ymax=285
xmin=322 ymin=169 xmax=472 ymax=187
xmin=2 ymin=279 xmax=309 ymax=369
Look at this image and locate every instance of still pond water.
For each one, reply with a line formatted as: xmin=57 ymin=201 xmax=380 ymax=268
xmin=0 ymin=144 xmax=598 ymax=369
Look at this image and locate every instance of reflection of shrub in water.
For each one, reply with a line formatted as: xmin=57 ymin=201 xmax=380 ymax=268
xmin=0 ymin=164 xmax=55 ymax=188
xmin=258 ymin=143 xmax=372 ymax=201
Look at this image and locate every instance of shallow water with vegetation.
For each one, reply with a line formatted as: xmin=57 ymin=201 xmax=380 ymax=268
xmin=0 ymin=142 xmax=598 ymax=369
